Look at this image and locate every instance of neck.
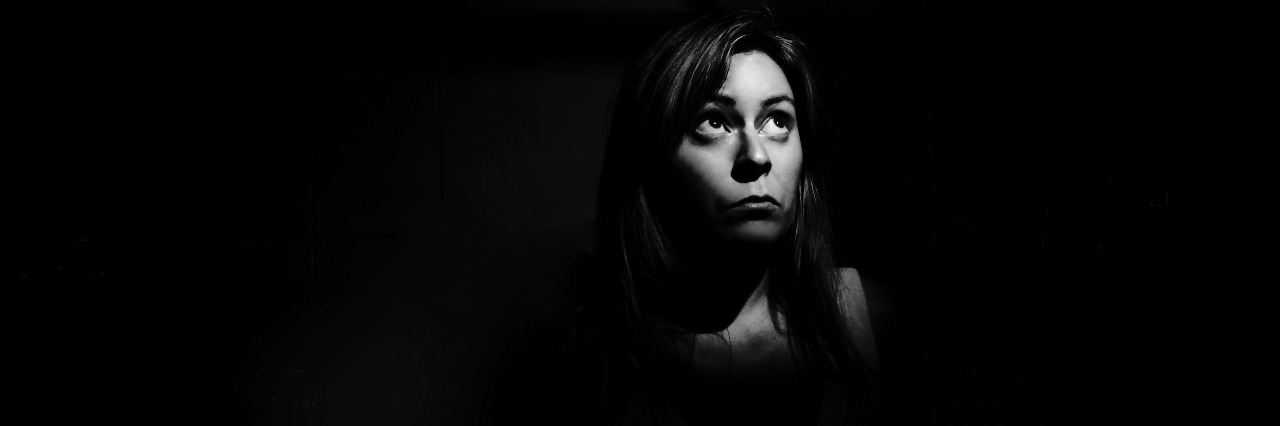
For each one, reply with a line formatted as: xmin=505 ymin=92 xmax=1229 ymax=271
xmin=659 ymin=241 xmax=775 ymax=333
xmin=737 ymin=272 xmax=771 ymax=322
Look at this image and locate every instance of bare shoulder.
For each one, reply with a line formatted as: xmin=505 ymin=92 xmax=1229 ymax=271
xmin=837 ymin=268 xmax=868 ymax=312
xmin=835 ymin=268 xmax=871 ymax=331
xmin=836 ymin=267 xmax=880 ymax=373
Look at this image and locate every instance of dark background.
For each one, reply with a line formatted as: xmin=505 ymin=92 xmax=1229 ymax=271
xmin=14 ymin=1 xmax=1243 ymax=424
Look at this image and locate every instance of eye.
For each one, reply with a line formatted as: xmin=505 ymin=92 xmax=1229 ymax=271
xmin=694 ymin=118 xmax=731 ymax=138
xmin=760 ymin=115 xmax=792 ymax=137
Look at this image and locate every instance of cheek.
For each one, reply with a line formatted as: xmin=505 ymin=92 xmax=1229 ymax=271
xmin=776 ymin=139 xmax=804 ymax=201
xmin=671 ymin=144 xmax=732 ymax=213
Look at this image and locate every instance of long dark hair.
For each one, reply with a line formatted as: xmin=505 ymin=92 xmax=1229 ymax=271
xmin=583 ymin=9 xmax=873 ymax=419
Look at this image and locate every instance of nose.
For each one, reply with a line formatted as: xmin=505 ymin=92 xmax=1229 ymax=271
xmin=731 ymin=132 xmax=771 ymax=183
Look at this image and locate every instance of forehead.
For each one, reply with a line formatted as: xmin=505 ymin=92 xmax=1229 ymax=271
xmin=720 ymin=51 xmax=793 ymax=101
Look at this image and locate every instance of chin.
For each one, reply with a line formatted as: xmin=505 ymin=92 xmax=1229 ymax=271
xmin=720 ymin=221 xmax=786 ymax=245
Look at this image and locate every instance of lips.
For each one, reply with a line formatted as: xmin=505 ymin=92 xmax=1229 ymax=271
xmin=726 ymin=194 xmax=781 ymax=211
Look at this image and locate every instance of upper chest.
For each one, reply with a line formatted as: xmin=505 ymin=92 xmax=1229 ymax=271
xmin=690 ymin=308 xmax=795 ymax=378
xmin=674 ymin=319 xmax=824 ymax=425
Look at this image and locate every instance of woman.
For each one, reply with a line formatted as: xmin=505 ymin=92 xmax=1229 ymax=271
xmin=576 ymin=10 xmax=879 ymax=425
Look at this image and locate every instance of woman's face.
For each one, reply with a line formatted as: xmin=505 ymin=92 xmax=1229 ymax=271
xmin=670 ymin=50 xmax=802 ymax=246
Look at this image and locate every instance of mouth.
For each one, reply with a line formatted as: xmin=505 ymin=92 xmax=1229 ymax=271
xmin=725 ymin=194 xmax=781 ymax=211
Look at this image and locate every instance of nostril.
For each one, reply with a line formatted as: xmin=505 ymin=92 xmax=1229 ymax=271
xmin=732 ymin=134 xmax=771 ymax=182
xmin=732 ymin=156 xmax=771 ymax=183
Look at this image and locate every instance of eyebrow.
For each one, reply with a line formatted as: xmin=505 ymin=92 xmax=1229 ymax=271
xmin=706 ymin=94 xmax=795 ymax=110
xmin=761 ymin=94 xmax=795 ymax=109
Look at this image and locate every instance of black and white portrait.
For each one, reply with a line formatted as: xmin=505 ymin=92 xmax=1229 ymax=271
xmin=13 ymin=1 xmax=1240 ymax=424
